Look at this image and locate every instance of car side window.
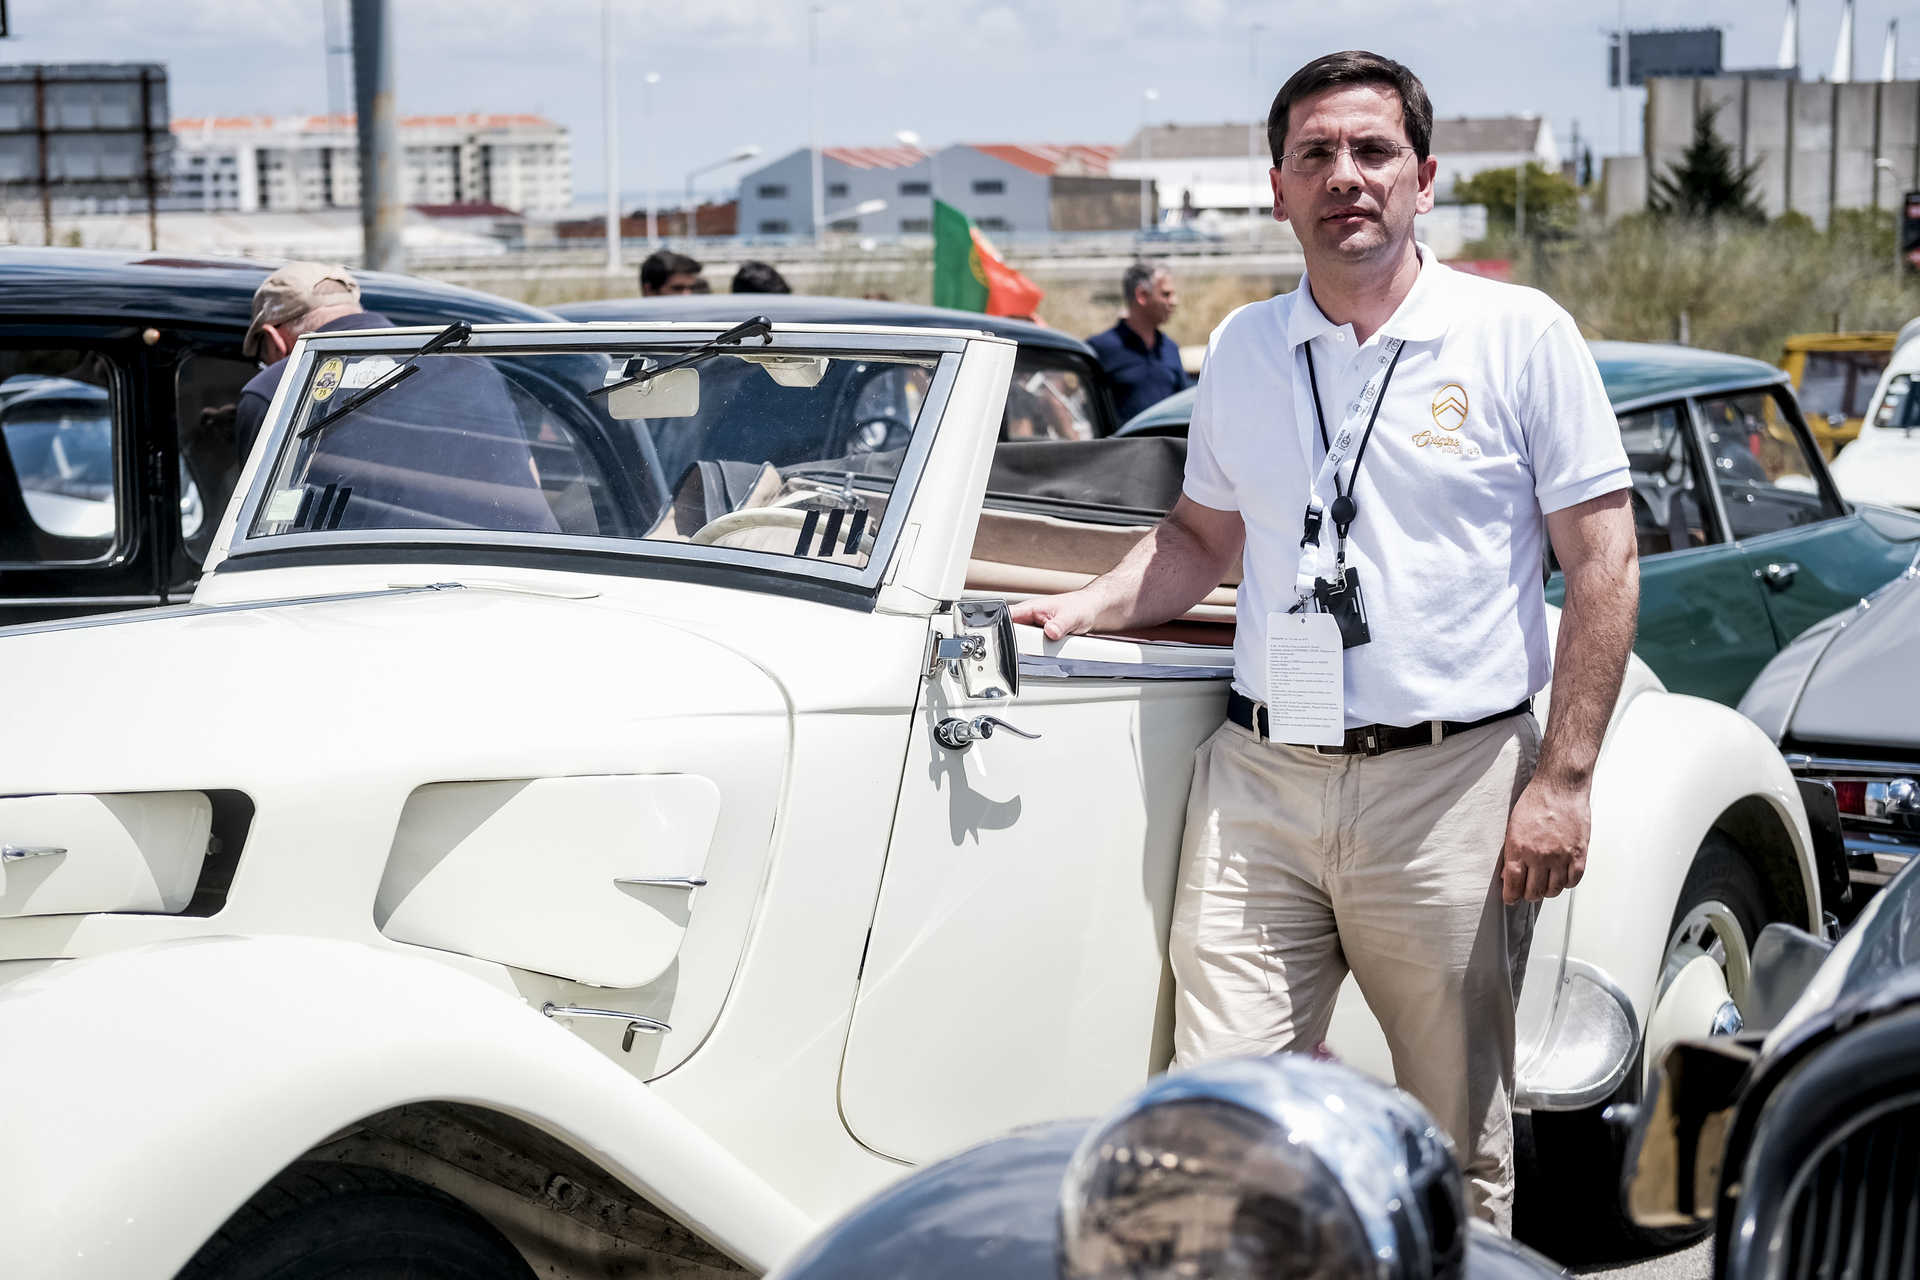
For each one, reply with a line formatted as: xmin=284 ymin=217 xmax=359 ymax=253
xmin=1004 ymin=353 xmax=1097 ymax=441
xmin=1799 ymin=350 xmax=1888 ymax=423
xmin=1618 ymin=403 xmax=1713 ymax=557
xmin=1695 ymin=389 xmax=1843 ymax=538
xmin=175 ymin=351 xmax=257 ymax=563
xmin=1873 ymin=372 xmax=1917 ymax=428
xmin=0 ymin=349 xmax=122 ymax=567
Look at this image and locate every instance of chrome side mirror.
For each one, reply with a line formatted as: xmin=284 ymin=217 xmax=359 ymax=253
xmin=928 ymin=599 xmax=1019 ymax=701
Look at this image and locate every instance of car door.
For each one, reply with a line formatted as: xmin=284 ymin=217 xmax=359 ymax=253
xmin=836 ymin=621 xmax=1229 ymax=1165
xmin=1692 ymin=385 xmax=1908 ymax=653
xmin=1548 ymin=399 xmax=1776 ymax=705
xmin=0 ymin=336 xmax=164 ymax=627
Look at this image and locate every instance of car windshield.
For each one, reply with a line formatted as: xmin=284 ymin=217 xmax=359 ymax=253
xmin=244 ymin=334 xmax=951 ymax=580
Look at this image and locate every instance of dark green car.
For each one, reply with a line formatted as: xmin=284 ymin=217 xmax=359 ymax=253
xmin=1116 ymin=342 xmax=1920 ymax=704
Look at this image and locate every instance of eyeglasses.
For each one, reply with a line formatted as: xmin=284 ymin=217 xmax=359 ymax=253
xmin=1279 ymin=141 xmax=1415 ymax=176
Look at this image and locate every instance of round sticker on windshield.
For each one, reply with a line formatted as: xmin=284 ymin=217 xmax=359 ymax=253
xmin=311 ymin=357 xmax=344 ymax=402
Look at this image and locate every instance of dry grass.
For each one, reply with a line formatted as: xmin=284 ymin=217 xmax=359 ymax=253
xmin=1514 ymin=215 xmax=1920 ymax=359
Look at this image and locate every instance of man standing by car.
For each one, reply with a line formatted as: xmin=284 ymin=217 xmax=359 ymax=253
xmin=641 ymin=250 xmax=704 ymax=297
xmin=1088 ymin=261 xmax=1189 ymax=422
xmin=234 ymin=262 xmax=391 ymax=458
xmin=1013 ymin=50 xmax=1638 ymax=1231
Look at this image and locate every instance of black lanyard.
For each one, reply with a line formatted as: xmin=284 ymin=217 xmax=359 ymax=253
xmin=1300 ymin=340 xmax=1405 ymax=548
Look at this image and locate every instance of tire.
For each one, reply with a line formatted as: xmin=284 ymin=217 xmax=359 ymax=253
xmin=177 ymin=1161 xmax=534 ymax=1280
xmin=1517 ymin=836 xmax=1766 ymax=1263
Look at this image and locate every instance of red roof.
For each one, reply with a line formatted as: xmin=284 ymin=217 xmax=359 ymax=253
xmin=967 ymin=143 xmax=1119 ymax=176
xmin=173 ymin=113 xmax=558 ymax=134
xmin=412 ymin=202 xmax=522 ymax=218
xmin=821 ymin=145 xmax=930 ymax=170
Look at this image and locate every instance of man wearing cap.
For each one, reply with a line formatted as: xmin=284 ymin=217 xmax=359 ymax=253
xmin=233 ymin=262 xmax=390 ymax=459
xmin=1012 ymin=50 xmax=1637 ymax=1230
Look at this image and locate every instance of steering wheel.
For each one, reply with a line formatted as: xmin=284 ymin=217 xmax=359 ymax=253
xmin=847 ymin=414 xmax=913 ymax=455
xmin=688 ymin=505 xmax=877 ymax=554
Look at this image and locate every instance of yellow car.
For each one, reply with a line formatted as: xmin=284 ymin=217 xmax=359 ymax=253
xmin=1781 ymin=331 xmax=1896 ymax=457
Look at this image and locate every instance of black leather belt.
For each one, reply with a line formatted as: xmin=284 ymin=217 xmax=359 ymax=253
xmin=1226 ymin=689 xmax=1533 ymax=756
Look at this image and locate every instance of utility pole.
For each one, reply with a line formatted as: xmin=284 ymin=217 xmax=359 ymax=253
xmin=602 ymin=0 xmax=620 ymax=274
xmin=350 ymin=0 xmax=403 ymax=272
xmin=644 ymin=71 xmax=660 ymax=248
xmin=808 ymin=4 xmax=825 ymax=249
xmin=1248 ymin=22 xmax=1264 ymax=243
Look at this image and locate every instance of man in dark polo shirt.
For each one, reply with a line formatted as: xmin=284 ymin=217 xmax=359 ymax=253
xmin=1087 ymin=260 xmax=1189 ymax=422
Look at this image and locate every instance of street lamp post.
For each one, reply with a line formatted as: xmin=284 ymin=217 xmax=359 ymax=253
xmin=1248 ymin=23 xmax=1264 ymax=243
xmin=684 ymin=144 xmax=762 ymax=238
xmin=1140 ymin=87 xmax=1159 ymax=233
xmin=601 ymin=0 xmax=620 ymax=275
xmin=822 ymin=197 xmax=886 ymax=229
xmin=808 ymin=4 xmax=825 ymax=249
xmin=896 ymin=129 xmax=933 ymax=226
xmin=644 ymin=71 xmax=661 ymax=249
xmin=1876 ymin=156 xmax=1901 ymax=275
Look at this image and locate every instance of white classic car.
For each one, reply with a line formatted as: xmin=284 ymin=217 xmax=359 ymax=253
xmin=0 ymin=319 xmax=1838 ymax=1278
xmin=1830 ymin=315 xmax=1920 ymax=510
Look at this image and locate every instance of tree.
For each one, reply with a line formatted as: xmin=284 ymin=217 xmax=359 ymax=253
xmin=1648 ymin=102 xmax=1764 ymax=223
xmin=1454 ymin=162 xmax=1579 ymax=237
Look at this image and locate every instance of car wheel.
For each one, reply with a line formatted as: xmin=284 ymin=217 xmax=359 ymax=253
xmin=177 ymin=1161 xmax=534 ymax=1280
xmin=1519 ymin=836 xmax=1766 ymax=1262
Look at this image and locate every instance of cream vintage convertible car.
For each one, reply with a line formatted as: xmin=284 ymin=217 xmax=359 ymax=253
xmin=0 ymin=319 xmax=1841 ymax=1277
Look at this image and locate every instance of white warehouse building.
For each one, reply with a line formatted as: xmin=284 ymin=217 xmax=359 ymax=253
xmin=166 ymin=113 xmax=572 ymax=215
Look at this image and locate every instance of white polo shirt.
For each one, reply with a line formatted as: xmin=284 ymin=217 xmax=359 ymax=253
xmin=1184 ymin=250 xmax=1629 ymax=727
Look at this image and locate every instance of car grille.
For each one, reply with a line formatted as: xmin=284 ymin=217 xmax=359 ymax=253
xmin=1779 ymin=1095 xmax=1920 ymax=1278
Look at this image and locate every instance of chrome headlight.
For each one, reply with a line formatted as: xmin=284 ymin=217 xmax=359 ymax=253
xmin=1058 ymin=1055 xmax=1465 ymax=1280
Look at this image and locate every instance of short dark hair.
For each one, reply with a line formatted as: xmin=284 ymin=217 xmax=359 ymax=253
xmin=1121 ymin=260 xmax=1163 ymax=306
xmin=1267 ymin=51 xmax=1433 ymax=168
xmin=640 ymin=249 xmax=702 ymax=292
xmin=731 ymin=260 xmax=792 ymax=294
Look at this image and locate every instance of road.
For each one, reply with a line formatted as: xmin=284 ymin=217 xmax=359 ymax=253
xmin=1573 ymin=1240 xmax=1710 ymax=1279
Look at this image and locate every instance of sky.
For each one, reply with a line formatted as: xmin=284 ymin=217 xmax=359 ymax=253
xmin=6 ymin=0 xmax=1917 ymax=208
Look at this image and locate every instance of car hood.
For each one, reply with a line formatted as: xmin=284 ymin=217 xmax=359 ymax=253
xmin=1748 ymin=568 xmax=1920 ymax=749
xmin=0 ymin=585 xmax=786 ymax=793
xmin=1831 ymin=433 xmax=1920 ymax=511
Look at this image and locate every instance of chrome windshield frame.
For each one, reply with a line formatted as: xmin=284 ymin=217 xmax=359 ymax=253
xmin=221 ymin=323 xmax=974 ymax=596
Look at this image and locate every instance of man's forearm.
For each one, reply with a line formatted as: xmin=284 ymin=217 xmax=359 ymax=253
xmin=1539 ymin=546 xmax=1638 ymax=788
xmin=1077 ymin=511 xmax=1239 ymax=633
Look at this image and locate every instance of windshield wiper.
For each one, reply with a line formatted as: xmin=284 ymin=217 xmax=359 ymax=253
xmin=298 ymin=320 xmax=474 ymax=439
xmin=589 ymin=315 xmax=773 ymax=401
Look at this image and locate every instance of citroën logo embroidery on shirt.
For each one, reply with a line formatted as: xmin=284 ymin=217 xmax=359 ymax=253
xmin=1411 ymin=382 xmax=1481 ymax=457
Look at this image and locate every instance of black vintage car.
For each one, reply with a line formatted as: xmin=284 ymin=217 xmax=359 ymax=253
xmin=1625 ymin=851 xmax=1920 ymax=1275
xmin=1740 ymin=554 xmax=1920 ymax=915
xmin=773 ymin=1051 xmax=1563 ymax=1280
xmin=0 ymin=249 xmax=558 ymax=627
xmin=555 ymin=294 xmax=1125 ymax=443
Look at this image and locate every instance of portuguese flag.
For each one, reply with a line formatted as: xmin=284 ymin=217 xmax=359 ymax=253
xmin=932 ymin=198 xmax=1044 ymax=318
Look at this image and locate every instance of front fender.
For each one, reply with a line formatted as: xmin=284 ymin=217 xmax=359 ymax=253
xmin=0 ymin=936 xmax=812 ymax=1279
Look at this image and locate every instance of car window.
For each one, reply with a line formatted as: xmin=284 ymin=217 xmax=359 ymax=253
xmin=1004 ymin=352 xmax=1098 ymax=441
xmin=175 ymin=351 xmax=256 ymax=563
xmin=1799 ymin=350 xmax=1889 ymax=421
xmin=246 ymin=343 xmax=950 ymax=581
xmin=0 ymin=349 xmax=121 ymax=567
xmin=1695 ymin=388 xmax=1842 ymax=538
xmin=1618 ymin=403 xmax=1713 ymax=557
xmin=1873 ymin=372 xmax=1918 ymax=428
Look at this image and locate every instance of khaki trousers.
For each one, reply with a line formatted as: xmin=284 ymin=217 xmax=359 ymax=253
xmin=1169 ymin=713 xmax=1541 ymax=1232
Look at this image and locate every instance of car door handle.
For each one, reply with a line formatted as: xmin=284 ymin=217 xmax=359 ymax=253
xmin=933 ymin=715 xmax=1041 ymax=752
xmin=1755 ymin=561 xmax=1799 ymax=590
xmin=1 ymin=845 xmax=66 ymax=863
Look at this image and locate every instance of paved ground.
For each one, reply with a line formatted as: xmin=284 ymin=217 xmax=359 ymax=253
xmin=1571 ymin=1240 xmax=1710 ymax=1279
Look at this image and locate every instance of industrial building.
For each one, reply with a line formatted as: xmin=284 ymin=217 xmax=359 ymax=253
xmin=164 ymin=113 xmax=572 ymax=215
xmin=734 ymin=142 xmax=1138 ymax=239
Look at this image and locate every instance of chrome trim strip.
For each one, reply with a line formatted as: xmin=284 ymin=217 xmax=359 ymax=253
xmin=0 ymin=587 xmax=437 ymax=640
xmin=1018 ymin=655 xmax=1233 ymax=682
xmin=611 ymin=876 xmax=707 ymax=889
xmin=1787 ymin=755 xmax=1920 ymax=778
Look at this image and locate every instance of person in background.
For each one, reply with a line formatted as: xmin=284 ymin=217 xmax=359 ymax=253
xmin=234 ymin=262 xmax=390 ymax=458
xmin=1087 ymin=261 xmax=1189 ymax=422
xmin=731 ymin=260 xmax=792 ymax=294
xmin=640 ymin=250 xmax=704 ymax=296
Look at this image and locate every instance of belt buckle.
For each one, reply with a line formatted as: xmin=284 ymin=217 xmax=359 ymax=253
xmin=1360 ymin=727 xmax=1384 ymax=757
